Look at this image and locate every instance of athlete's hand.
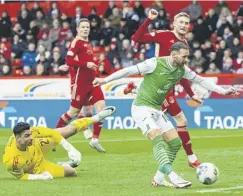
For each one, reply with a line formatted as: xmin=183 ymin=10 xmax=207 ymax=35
xmin=148 ymin=9 xmax=158 ymax=20
xmin=93 ymin=77 xmax=106 ymax=87
xmin=42 ymin=171 xmax=53 ymax=180
xmin=87 ymin=62 xmax=98 ymax=70
xmin=191 ymin=95 xmax=203 ymax=106
xmin=225 ymin=86 xmax=241 ymax=96
xmin=59 ymin=64 xmax=69 ymax=72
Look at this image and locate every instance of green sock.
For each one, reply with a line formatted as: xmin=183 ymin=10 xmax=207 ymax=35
xmin=152 ymin=135 xmax=172 ymax=175
xmin=165 ymin=137 xmax=182 ymax=164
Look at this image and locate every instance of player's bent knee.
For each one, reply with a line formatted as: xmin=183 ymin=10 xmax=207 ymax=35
xmin=67 ymin=107 xmax=81 ymax=118
xmin=173 ymin=112 xmax=187 ymax=127
xmin=63 ymin=165 xmax=77 ymax=177
xmin=147 ymin=129 xmax=162 ymax=140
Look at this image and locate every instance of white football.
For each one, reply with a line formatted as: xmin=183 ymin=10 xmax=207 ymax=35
xmin=196 ymin=162 xmax=219 ymax=185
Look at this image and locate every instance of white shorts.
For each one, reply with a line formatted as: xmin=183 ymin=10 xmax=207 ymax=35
xmin=131 ymin=104 xmax=174 ymax=136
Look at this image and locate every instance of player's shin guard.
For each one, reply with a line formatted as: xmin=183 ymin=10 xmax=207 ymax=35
xmin=177 ymin=126 xmax=193 ymax=155
xmin=165 ymin=137 xmax=182 ymax=164
xmin=152 ymin=135 xmax=172 ymax=175
xmin=56 ymin=113 xmax=72 ymax=128
xmin=93 ymin=121 xmax=103 ymax=138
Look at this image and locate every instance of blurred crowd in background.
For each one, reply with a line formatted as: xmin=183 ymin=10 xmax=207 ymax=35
xmin=0 ymin=0 xmax=242 ymax=76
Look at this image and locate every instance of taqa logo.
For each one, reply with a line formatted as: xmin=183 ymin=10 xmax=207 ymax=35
xmin=0 ymin=101 xmax=47 ymax=128
xmin=194 ymin=105 xmax=243 ymax=129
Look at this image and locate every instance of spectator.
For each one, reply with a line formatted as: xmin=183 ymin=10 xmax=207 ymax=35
xmin=125 ymin=7 xmax=140 ymax=36
xmin=0 ymin=37 xmax=11 ymax=61
xmin=25 ymin=32 xmax=36 ymax=47
xmin=89 ymin=18 xmax=102 ymax=46
xmin=58 ymin=21 xmax=72 ymax=46
xmin=150 ymin=0 xmax=164 ymax=12
xmin=181 ymin=0 xmax=202 ymax=23
xmin=216 ymin=39 xmax=227 ymax=69
xmin=112 ymin=18 xmax=129 ymax=40
xmin=186 ymin=32 xmax=194 ymax=53
xmin=203 ymin=40 xmax=215 ymax=57
xmin=0 ymin=54 xmax=11 ymax=76
xmin=214 ymin=0 xmax=230 ymax=15
xmin=104 ymin=1 xmax=117 ymax=19
xmin=205 ymin=62 xmax=221 ymax=74
xmin=18 ymin=2 xmax=30 ymax=17
xmin=233 ymin=51 xmax=243 ymax=70
xmin=35 ymin=54 xmax=49 ymax=75
xmin=119 ymin=39 xmax=132 ymax=59
xmin=0 ymin=11 xmax=12 ymax=38
xmin=134 ymin=1 xmax=146 ymax=19
xmin=144 ymin=43 xmax=155 ymax=59
xmin=12 ymin=23 xmax=26 ymax=40
xmin=36 ymin=44 xmax=50 ymax=61
xmin=31 ymin=2 xmax=45 ymax=19
xmin=205 ymin=8 xmax=218 ymax=32
xmin=134 ymin=50 xmax=145 ymax=64
xmin=29 ymin=20 xmax=39 ymax=42
xmin=11 ymin=34 xmax=25 ymax=59
xmin=217 ymin=7 xmax=233 ymax=27
xmin=100 ymin=20 xmax=114 ymax=46
xmin=18 ymin=9 xmax=32 ymax=32
xmin=216 ymin=15 xmax=233 ymax=37
xmin=236 ymin=62 xmax=243 ymax=73
xmin=49 ymin=19 xmax=61 ymax=48
xmin=49 ymin=48 xmax=65 ymax=75
xmin=108 ymin=7 xmax=122 ymax=28
xmin=35 ymin=10 xmax=46 ymax=28
xmin=46 ymin=2 xmax=60 ymax=22
xmin=236 ymin=2 xmax=243 ymax=17
xmin=193 ymin=16 xmax=211 ymax=44
xmin=153 ymin=8 xmax=170 ymax=30
xmin=37 ymin=33 xmax=52 ymax=52
xmin=35 ymin=63 xmax=46 ymax=76
xmin=88 ymin=7 xmax=102 ymax=28
xmin=222 ymin=57 xmax=234 ymax=73
xmin=230 ymin=37 xmax=242 ymax=59
xmin=107 ymin=39 xmax=119 ymax=65
xmin=234 ymin=16 xmax=243 ymax=36
xmin=22 ymin=42 xmax=37 ymax=68
xmin=121 ymin=51 xmax=134 ymax=68
xmin=70 ymin=6 xmax=85 ymax=36
xmin=23 ymin=66 xmax=32 ymax=76
xmin=96 ymin=53 xmax=111 ymax=75
xmin=222 ymin=27 xmax=234 ymax=49
xmin=37 ymin=22 xmax=50 ymax=40
xmin=189 ymin=49 xmax=207 ymax=70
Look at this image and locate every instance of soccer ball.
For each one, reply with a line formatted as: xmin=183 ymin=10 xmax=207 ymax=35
xmin=196 ymin=163 xmax=219 ymax=185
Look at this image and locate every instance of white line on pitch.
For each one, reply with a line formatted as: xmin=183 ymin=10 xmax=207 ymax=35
xmin=197 ymin=186 xmax=243 ymax=193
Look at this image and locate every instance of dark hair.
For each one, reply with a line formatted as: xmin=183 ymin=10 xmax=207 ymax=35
xmin=77 ymin=18 xmax=90 ymax=27
xmin=13 ymin=122 xmax=30 ymax=135
xmin=170 ymin=42 xmax=189 ymax=53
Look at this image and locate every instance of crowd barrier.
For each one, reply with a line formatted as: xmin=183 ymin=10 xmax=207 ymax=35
xmin=0 ymin=75 xmax=242 ymax=129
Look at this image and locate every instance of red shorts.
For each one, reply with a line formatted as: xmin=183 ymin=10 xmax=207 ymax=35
xmin=162 ymin=93 xmax=181 ymax=116
xmin=70 ymin=85 xmax=104 ymax=109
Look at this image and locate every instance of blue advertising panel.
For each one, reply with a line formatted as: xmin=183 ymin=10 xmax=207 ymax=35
xmin=0 ymin=99 xmax=242 ymax=129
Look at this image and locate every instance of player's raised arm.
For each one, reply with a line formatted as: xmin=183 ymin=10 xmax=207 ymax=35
xmin=3 ymin=157 xmax=53 ymax=180
xmin=131 ymin=9 xmax=158 ymax=43
xmin=183 ymin=66 xmax=237 ymax=95
xmin=93 ymin=57 xmax=157 ymax=87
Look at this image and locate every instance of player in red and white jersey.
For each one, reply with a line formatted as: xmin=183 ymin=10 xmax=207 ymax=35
xmin=56 ymin=18 xmax=106 ymax=152
xmin=130 ymin=10 xmax=203 ymax=171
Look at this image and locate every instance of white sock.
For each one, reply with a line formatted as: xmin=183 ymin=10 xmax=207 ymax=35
xmin=154 ymin=170 xmax=165 ymax=183
xmin=188 ymin=154 xmax=198 ymax=163
xmin=91 ymin=138 xmax=98 ymax=142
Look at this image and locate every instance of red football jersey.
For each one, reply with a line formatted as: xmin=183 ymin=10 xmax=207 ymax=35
xmin=66 ymin=37 xmax=97 ymax=88
xmin=132 ymin=18 xmax=194 ymax=97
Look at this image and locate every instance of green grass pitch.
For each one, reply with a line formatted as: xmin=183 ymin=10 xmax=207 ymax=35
xmin=0 ymin=129 xmax=243 ymax=196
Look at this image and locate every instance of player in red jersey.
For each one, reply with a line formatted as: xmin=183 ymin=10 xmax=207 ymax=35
xmin=130 ymin=10 xmax=203 ymax=170
xmin=56 ymin=18 xmax=106 ymax=152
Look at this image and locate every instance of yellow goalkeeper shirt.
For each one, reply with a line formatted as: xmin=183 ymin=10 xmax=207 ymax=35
xmin=2 ymin=127 xmax=63 ymax=180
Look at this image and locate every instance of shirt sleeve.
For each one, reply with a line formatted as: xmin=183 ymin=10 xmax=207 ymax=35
xmin=34 ymin=127 xmax=63 ymax=144
xmin=104 ymin=58 xmax=157 ymax=83
xmin=65 ymin=40 xmax=89 ymax=67
xmin=4 ymin=156 xmax=29 ymax=180
xmin=131 ymin=18 xmax=157 ymax=43
xmin=183 ymin=66 xmax=227 ymax=95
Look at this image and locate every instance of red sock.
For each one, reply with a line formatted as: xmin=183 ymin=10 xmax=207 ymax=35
xmin=56 ymin=113 xmax=72 ymax=128
xmin=93 ymin=121 xmax=103 ymax=138
xmin=177 ymin=126 xmax=193 ymax=155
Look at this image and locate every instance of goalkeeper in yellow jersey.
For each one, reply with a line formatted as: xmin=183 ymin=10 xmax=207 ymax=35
xmin=2 ymin=106 xmax=115 ymax=180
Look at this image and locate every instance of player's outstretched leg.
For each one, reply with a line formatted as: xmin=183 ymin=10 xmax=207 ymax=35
xmin=173 ymin=111 xmax=200 ymax=168
xmin=149 ymin=130 xmax=191 ymax=188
